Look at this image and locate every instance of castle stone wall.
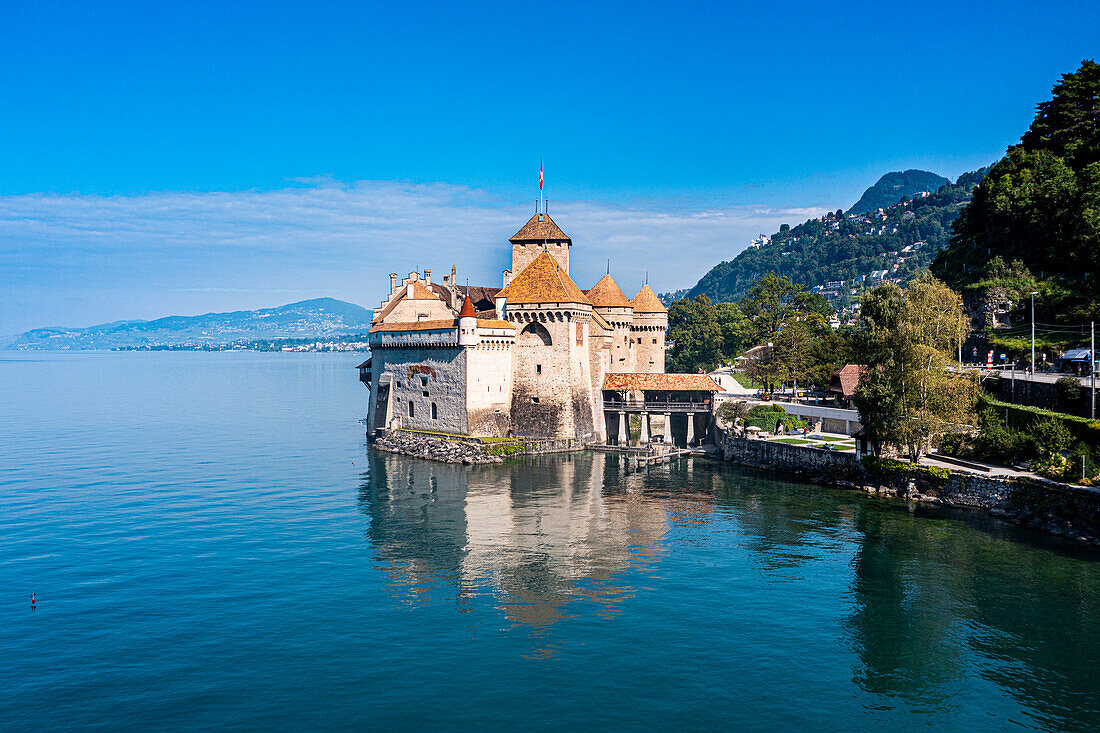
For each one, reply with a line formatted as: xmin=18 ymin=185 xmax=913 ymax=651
xmin=512 ymin=240 xmax=569 ymax=276
xmin=466 ymin=341 xmax=514 ymax=437
xmin=370 ymin=347 xmax=468 ymax=434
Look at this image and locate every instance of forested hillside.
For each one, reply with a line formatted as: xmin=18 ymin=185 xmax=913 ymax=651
xmin=932 ymin=59 xmax=1100 ymax=325
xmin=688 ymin=169 xmax=985 ymax=307
xmin=847 ymin=169 xmax=949 ymax=214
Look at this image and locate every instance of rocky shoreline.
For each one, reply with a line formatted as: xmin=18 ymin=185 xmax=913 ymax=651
xmin=370 ymin=431 xmax=505 ymax=464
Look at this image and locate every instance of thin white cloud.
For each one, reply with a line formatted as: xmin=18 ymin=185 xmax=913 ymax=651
xmin=0 ymin=179 xmax=824 ymax=332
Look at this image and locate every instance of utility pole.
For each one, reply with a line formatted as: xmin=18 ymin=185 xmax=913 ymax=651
xmin=1030 ymin=291 xmax=1039 ymax=374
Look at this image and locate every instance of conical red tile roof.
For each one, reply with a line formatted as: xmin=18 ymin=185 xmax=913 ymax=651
xmin=630 ymin=285 xmax=667 ymax=314
xmin=585 ymin=274 xmax=633 ymax=308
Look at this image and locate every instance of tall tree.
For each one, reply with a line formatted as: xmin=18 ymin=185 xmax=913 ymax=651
xmin=666 ymin=295 xmax=723 ymax=372
xmin=853 ymin=275 xmax=977 ymax=459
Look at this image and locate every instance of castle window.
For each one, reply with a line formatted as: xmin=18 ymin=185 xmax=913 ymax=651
xmin=536 ymin=364 xmax=542 ymax=375
xmin=422 ymin=390 xmax=429 ymax=397
xmin=431 ymin=402 xmax=438 ymax=420
xmin=420 ymin=376 xmax=428 ymax=387
xmin=408 ymin=401 xmax=415 ymax=418
xmin=531 ymin=396 xmax=540 ymax=403
xmin=652 ymin=338 xmax=657 ymax=344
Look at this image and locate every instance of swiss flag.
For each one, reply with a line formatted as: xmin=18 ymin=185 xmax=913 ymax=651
xmin=539 ymin=159 xmax=543 ymax=191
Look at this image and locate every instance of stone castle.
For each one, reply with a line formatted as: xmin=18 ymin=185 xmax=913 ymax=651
xmin=360 ymin=208 xmax=718 ymax=444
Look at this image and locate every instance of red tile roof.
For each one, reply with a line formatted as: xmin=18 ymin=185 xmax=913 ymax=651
xmin=602 ymin=373 xmax=721 ymax=392
xmin=510 ymin=213 xmax=570 ymax=242
xmin=369 ymin=319 xmax=456 ymax=334
xmin=631 ymin=285 xmax=667 ymax=314
xmin=497 ymin=251 xmax=590 ymax=305
xmin=476 ymin=319 xmax=514 ymax=330
xmin=828 ymin=364 xmax=868 ymax=398
xmin=459 ymin=295 xmax=477 ymax=318
xmin=585 ymin=274 xmax=633 ymax=308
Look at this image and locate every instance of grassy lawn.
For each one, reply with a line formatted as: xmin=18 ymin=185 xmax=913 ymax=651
xmin=772 ymin=438 xmax=812 ymax=445
xmin=729 ymin=372 xmax=765 ymax=390
xmin=821 ymin=443 xmax=856 ymax=451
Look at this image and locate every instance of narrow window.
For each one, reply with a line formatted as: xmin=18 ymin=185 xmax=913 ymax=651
xmin=420 ymin=376 xmax=428 ymax=387
xmin=652 ymin=338 xmax=657 ymax=344
xmin=422 ymin=390 xmax=429 ymax=397
xmin=431 ymin=402 xmax=438 ymax=420
xmin=536 ymin=364 xmax=542 ymax=375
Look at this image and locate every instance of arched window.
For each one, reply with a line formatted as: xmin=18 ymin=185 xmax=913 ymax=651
xmin=519 ymin=322 xmax=552 ymax=347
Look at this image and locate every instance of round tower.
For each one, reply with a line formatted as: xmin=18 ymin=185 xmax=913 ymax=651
xmin=458 ymin=295 xmax=479 ymax=347
xmin=630 ymin=285 xmax=668 ymax=373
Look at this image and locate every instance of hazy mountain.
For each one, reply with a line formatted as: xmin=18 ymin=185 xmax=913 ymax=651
xmin=6 ymin=298 xmax=374 ymax=350
xmin=847 ymin=169 xmax=950 ymax=215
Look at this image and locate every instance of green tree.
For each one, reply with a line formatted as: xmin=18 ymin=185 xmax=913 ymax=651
xmin=853 ymin=276 xmax=977 ymax=459
xmin=666 ymin=295 xmax=723 ymax=373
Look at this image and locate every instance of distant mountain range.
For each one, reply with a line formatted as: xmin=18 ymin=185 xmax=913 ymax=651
xmin=846 ymin=169 xmax=950 ymax=215
xmin=685 ymin=168 xmax=986 ymax=307
xmin=5 ymin=298 xmax=374 ymax=350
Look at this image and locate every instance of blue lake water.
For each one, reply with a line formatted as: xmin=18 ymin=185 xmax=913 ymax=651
xmin=3 ymin=351 xmax=1100 ymax=731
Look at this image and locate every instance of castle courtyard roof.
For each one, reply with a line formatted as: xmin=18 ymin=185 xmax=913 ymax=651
xmin=510 ymin=213 xmax=571 ymax=242
xmin=585 ymin=274 xmax=633 ymax=308
xmin=602 ymin=373 xmax=721 ymax=392
xmin=497 ymin=251 xmax=590 ymax=305
xmin=630 ymin=285 xmax=667 ymax=314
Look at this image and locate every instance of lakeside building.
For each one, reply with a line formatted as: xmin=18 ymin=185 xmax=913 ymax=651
xmin=359 ymin=206 xmax=717 ymax=444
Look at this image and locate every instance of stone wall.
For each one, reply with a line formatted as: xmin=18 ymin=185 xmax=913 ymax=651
xmin=716 ymin=428 xmax=1100 ymax=545
xmin=370 ymin=347 xmax=468 ymax=434
xmin=466 ymin=340 xmax=513 ymax=437
xmin=721 ymin=433 xmax=860 ymax=475
xmin=631 ymin=312 xmax=666 ymax=374
xmin=512 ymin=239 xmax=569 ymax=275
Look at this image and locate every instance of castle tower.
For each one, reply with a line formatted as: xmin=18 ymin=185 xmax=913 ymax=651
xmin=457 ymin=295 xmax=479 ymax=347
xmin=630 ymin=285 xmax=668 ymax=373
xmin=497 ymin=251 xmax=601 ymax=441
xmin=509 ymin=213 xmax=571 ymax=275
xmin=585 ymin=274 xmax=635 ymax=372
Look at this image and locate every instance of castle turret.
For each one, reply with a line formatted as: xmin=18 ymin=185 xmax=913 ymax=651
xmin=630 ymin=285 xmax=667 ymax=373
xmin=457 ymin=295 xmax=479 ymax=347
xmin=586 ymin=273 xmax=635 ymax=372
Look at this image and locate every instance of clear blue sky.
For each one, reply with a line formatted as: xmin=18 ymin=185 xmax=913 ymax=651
xmin=1 ymin=0 xmax=1098 ymax=333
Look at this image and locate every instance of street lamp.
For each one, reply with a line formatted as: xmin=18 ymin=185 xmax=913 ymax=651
xmin=1030 ymin=291 xmax=1039 ymax=374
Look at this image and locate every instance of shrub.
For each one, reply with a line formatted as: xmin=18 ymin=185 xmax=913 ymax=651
xmin=745 ymin=404 xmax=806 ymax=433
xmin=1056 ymin=375 xmax=1082 ymax=410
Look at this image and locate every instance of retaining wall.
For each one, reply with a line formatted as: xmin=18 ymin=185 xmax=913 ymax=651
xmin=717 ymin=428 xmax=1100 ymax=545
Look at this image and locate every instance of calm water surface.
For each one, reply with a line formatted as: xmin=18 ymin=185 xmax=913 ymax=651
xmin=3 ymin=351 xmax=1100 ymax=731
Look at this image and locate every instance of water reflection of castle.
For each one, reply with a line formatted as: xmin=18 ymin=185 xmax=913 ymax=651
xmin=359 ymin=451 xmax=671 ymax=628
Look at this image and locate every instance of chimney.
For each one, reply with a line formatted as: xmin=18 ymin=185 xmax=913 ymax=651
xmin=389 ymin=273 xmax=398 ymax=295
xmin=424 ymin=269 xmax=431 ymax=285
